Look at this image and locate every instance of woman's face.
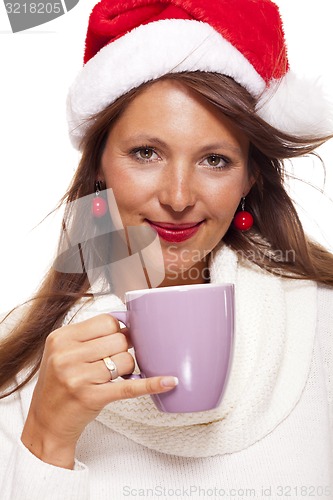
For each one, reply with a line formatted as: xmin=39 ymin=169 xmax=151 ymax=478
xmin=100 ymin=80 xmax=253 ymax=286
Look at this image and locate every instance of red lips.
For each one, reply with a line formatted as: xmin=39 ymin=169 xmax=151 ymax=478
xmin=147 ymin=220 xmax=203 ymax=242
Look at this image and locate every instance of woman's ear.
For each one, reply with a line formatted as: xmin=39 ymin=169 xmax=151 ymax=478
xmin=244 ymin=159 xmax=260 ymax=196
xmin=96 ymin=172 xmax=106 ymax=187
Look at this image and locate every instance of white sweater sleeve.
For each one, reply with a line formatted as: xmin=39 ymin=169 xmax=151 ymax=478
xmin=2 ymin=440 xmax=89 ymax=500
xmin=0 ymin=384 xmax=90 ymax=500
xmin=317 ymin=285 xmax=333 ymax=429
xmin=0 ymin=310 xmax=90 ymax=500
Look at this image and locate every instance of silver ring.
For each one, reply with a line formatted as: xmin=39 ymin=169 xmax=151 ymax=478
xmin=103 ymin=356 xmax=119 ymax=381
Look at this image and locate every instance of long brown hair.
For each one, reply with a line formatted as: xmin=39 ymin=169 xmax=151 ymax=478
xmin=1 ymin=71 xmax=333 ymax=397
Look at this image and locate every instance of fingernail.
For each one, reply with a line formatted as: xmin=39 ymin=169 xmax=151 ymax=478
xmin=160 ymin=376 xmax=179 ymax=388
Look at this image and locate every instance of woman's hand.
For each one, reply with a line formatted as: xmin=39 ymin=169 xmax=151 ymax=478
xmin=21 ymin=314 xmax=177 ymax=469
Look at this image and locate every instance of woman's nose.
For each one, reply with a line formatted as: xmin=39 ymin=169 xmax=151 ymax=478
xmin=157 ymin=162 xmax=196 ymax=212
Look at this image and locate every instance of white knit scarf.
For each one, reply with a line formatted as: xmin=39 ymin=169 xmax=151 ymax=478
xmin=63 ymin=244 xmax=317 ymax=457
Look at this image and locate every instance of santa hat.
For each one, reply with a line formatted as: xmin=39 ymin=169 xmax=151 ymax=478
xmin=67 ymin=0 xmax=332 ymax=150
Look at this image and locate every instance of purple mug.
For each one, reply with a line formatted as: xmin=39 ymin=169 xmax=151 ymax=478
xmin=110 ymin=283 xmax=234 ymax=413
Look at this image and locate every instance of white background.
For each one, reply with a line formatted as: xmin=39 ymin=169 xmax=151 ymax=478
xmin=0 ymin=0 xmax=332 ymax=311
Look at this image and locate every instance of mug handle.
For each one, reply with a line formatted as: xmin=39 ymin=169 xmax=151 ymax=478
xmin=109 ymin=311 xmax=141 ymax=380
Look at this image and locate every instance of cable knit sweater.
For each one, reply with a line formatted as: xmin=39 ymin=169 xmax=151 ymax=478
xmin=0 ymin=247 xmax=332 ymax=500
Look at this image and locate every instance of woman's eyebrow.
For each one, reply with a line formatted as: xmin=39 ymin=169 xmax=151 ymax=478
xmin=120 ymin=135 xmax=243 ymax=155
xmin=196 ymin=142 xmax=243 ymax=156
xmin=120 ymin=135 xmax=169 ymax=149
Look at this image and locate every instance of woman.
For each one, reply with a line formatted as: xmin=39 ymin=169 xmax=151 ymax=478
xmin=1 ymin=0 xmax=332 ymax=498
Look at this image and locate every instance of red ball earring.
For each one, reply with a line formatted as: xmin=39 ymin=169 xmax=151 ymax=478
xmin=92 ymin=181 xmax=108 ymax=218
xmin=233 ymin=197 xmax=254 ymax=231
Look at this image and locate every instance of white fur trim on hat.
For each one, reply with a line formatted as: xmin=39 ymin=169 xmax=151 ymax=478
xmin=256 ymin=71 xmax=333 ymax=137
xmin=67 ymin=19 xmax=266 ymax=150
xmin=67 ymin=18 xmax=333 ymax=150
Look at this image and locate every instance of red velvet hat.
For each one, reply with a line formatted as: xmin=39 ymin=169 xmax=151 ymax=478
xmin=67 ymin=0 xmax=332 ymax=150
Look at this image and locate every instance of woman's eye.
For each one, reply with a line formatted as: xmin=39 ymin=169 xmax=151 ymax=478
xmin=134 ymin=147 xmax=159 ymax=161
xmin=201 ymin=155 xmax=229 ymax=169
